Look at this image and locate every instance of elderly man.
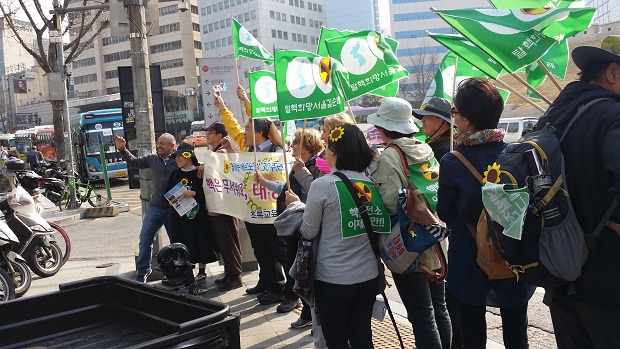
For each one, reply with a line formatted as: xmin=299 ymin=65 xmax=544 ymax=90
xmin=537 ymin=36 xmax=620 ymax=348
xmin=115 ymin=133 xmax=178 ymax=283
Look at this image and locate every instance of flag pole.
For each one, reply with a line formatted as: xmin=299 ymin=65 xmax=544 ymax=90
xmin=279 ymin=121 xmax=291 ymax=191
xmin=511 ymin=72 xmax=552 ymax=105
xmin=537 ymin=59 xmax=563 ymax=92
xmin=235 ymin=58 xmax=246 ymax=123
xmin=494 ymin=78 xmax=546 ymax=112
xmin=450 ymin=55 xmax=458 ymax=152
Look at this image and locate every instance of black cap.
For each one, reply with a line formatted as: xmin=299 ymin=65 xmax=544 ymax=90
xmin=203 ymin=121 xmax=228 ymax=137
xmin=171 ymin=143 xmax=199 ymax=166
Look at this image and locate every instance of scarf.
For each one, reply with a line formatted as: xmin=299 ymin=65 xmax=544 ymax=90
xmin=456 ymin=129 xmax=505 ymax=147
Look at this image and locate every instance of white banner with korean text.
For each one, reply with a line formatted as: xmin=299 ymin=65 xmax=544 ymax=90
xmin=203 ymin=151 xmax=289 ymax=224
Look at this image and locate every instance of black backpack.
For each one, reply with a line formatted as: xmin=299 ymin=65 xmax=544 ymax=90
xmin=485 ymin=98 xmax=618 ymax=288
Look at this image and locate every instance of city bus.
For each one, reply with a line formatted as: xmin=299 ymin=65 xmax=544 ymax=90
xmin=0 ymin=134 xmax=16 ymax=150
xmin=70 ymin=108 xmax=127 ymax=181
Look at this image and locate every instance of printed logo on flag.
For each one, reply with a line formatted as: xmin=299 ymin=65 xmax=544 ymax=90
xmin=285 ymin=56 xmax=334 ymax=99
xmin=339 ymin=34 xmax=384 ymax=75
xmin=254 ymin=75 xmax=277 ymax=105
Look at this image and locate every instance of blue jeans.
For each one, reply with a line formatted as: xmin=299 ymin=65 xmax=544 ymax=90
xmin=136 ymin=204 xmax=172 ymax=276
xmin=394 ymin=271 xmax=452 ymax=349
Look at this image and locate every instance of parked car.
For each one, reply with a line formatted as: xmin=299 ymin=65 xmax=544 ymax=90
xmin=182 ymin=135 xmax=207 ymax=147
xmin=497 ymin=117 xmax=538 ymax=143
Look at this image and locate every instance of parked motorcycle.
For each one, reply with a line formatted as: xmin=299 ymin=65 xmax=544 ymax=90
xmin=15 ymin=169 xmax=66 ymax=210
xmin=0 ymin=187 xmax=64 ymax=278
xmin=0 ymin=213 xmax=31 ymax=299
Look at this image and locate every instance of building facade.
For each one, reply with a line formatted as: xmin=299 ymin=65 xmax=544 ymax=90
xmin=69 ymin=0 xmax=203 ymax=130
xmin=198 ymin=0 xmax=327 ymax=85
xmin=325 ymin=0 xmax=379 ymax=33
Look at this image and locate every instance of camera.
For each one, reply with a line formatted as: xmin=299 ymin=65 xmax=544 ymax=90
xmin=178 ymin=0 xmax=188 ymax=12
xmin=64 ymin=64 xmax=73 ymax=77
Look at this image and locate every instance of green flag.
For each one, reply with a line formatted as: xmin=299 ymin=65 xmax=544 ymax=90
xmin=335 ymin=179 xmax=390 ymax=238
xmin=318 ymin=27 xmax=400 ymax=98
xmin=427 ymin=33 xmax=503 ymax=79
xmin=325 ymin=30 xmax=408 ymax=100
xmin=274 ymin=50 xmax=346 ymax=121
xmin=525 ymin=40 xmax=569 ymax=98
xmin=232 ymin=18 xmax=274 ymax=65
xmin=249 ymin=71 xmax=278 ymax=118
xmin=424 ymin=52 xmax=510 ymax=105
xmin=435 ymin=8 xmax=594 ymax=72
xmin=489 ymin=0 xmax=581 ymax=9
xmin=317 ymin=27 xmax=356 ymax=56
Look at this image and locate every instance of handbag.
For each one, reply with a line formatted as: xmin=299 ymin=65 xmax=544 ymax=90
xmin=291 ymin=236 xmax=316 ymax=306
xmin=385 ymin=145 xmax=449 ymax=282
xmin=333 ymin=171 xmax=404 ymax=349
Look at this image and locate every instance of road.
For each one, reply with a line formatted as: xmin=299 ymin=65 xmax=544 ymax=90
xmin=56 ymin=153 xmax=557 ymax=348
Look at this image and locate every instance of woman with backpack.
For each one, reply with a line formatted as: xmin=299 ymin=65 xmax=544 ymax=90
xmin=437 ymin=78 xmax=535 ymax=349
xmin=369 ymin=97 xmax=452 ymax=349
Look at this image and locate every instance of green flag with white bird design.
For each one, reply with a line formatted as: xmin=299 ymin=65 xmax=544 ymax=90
xmin=274 ymin=50 xmax=346 ymax=121
xmin=435 ymin=8 xmax=594 ymax=72
xmin=324 ymin=30 xmax=408 ymax=100
xmin=249 ymin=71 xmax=278 ymax=118
xmin=232 ymin=18 xmax=274 ymax=65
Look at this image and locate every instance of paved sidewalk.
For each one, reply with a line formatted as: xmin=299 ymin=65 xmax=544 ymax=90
xmin=26 ymin=201 xmax=513 ymax=348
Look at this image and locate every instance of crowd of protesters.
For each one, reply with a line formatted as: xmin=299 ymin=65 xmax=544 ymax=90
xmin=121 ymin=38 xmax=620 ymax=349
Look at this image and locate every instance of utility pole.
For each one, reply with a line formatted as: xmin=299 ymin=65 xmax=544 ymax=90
xmin=50 ymin=0 xmax=79 ymax=208
xmin=123 ymin=0 xmax=163 ymax=274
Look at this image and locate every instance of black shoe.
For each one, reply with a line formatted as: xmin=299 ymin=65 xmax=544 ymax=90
xmin=217 ymin=277 xmax=243 ymax=292
xmin=258 ymin=292 xmax=283 ymax=305
xmin=246 ymin=284 xmax=266 ymax=295
xmin=195 ymin=274 xmax=207 ymax=286
xmin=214 ymin=275 xmax=229 ymax=285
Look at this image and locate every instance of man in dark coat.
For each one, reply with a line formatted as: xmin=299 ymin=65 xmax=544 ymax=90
xmin=537 ymin=35 xmax=620 ymax=348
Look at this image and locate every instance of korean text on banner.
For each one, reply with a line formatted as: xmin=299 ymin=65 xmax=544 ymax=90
xmin=203 ymin=152 xmax=288 ymax=224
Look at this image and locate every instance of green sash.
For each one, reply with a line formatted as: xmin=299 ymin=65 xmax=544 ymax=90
xmin=335 ymin=179 xmax=390 ymax=238
xmin=408 ymin=157 xmax=440 ymax=211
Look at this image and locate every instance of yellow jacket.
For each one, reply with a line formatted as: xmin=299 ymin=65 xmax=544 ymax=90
xmin=219 ymin=103 xmax=251 ymax=152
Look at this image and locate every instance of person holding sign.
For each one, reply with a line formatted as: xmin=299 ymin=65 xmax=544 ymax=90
xmin=214 ymin=90 xmax=288 ymax=305
xmin=285 ymin=124 xmax=384 ymax=348
xmin=165 ymin=143 xmax=219 ymax=284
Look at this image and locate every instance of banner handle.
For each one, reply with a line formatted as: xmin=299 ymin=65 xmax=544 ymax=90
xmin=537 ymin=59 xmax=562 ymax=92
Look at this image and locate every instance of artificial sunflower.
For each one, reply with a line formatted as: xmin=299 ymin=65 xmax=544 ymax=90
xmin=181 ymin=178 xmax=189 ymax=186
xmin=182 ymin=151 xmax=192 ymax=159
xmin=329 ymin=126 xmax=345 ymax=142
xmin=483 ymin=163 xmax=502 ymax=184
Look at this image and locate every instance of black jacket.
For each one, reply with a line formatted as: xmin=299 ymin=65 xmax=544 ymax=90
xmin=536 ymin=81 xmax=620 ymax=304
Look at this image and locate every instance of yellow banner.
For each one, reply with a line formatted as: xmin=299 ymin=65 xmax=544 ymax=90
xmin=203 ymin=152 xmax=288 ymax=224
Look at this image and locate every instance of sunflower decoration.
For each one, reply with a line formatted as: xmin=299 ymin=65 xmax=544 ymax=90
xmin=483 ymin=163 xmax=502 ymax=184
xmin=182 ymin=151 xmax=192 ymax=159
xmin=329 ymin=126 xmax=345 ymax=142
xmin=181 ymin=178 xmax=189 ymax=186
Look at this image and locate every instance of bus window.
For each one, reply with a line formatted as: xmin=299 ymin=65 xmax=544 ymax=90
xmin=497 ymin=122 xmax=507 ymax=130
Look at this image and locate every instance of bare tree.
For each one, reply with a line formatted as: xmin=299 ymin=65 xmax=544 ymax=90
xmin=0 ymin=0 xmax=109 ymax=162
xmin=399 ymin=40 xmax=441 ymax=107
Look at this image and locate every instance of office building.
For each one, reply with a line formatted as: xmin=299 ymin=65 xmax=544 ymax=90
xmin=69 ymin=0 xmax=203 ymax=126
xmin=325 ymin=0 xmax=380 ymax=32
xmin=198 ymin=0 xmax=327 ymax=81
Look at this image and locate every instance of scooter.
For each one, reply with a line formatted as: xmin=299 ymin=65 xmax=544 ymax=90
xmin=15 ymin=169 xmax=66 ymax=209
xmin=0 ymin=187 xmax=63 ymax=278
xmin=0 ymin=215 xmax=31 ymax=299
